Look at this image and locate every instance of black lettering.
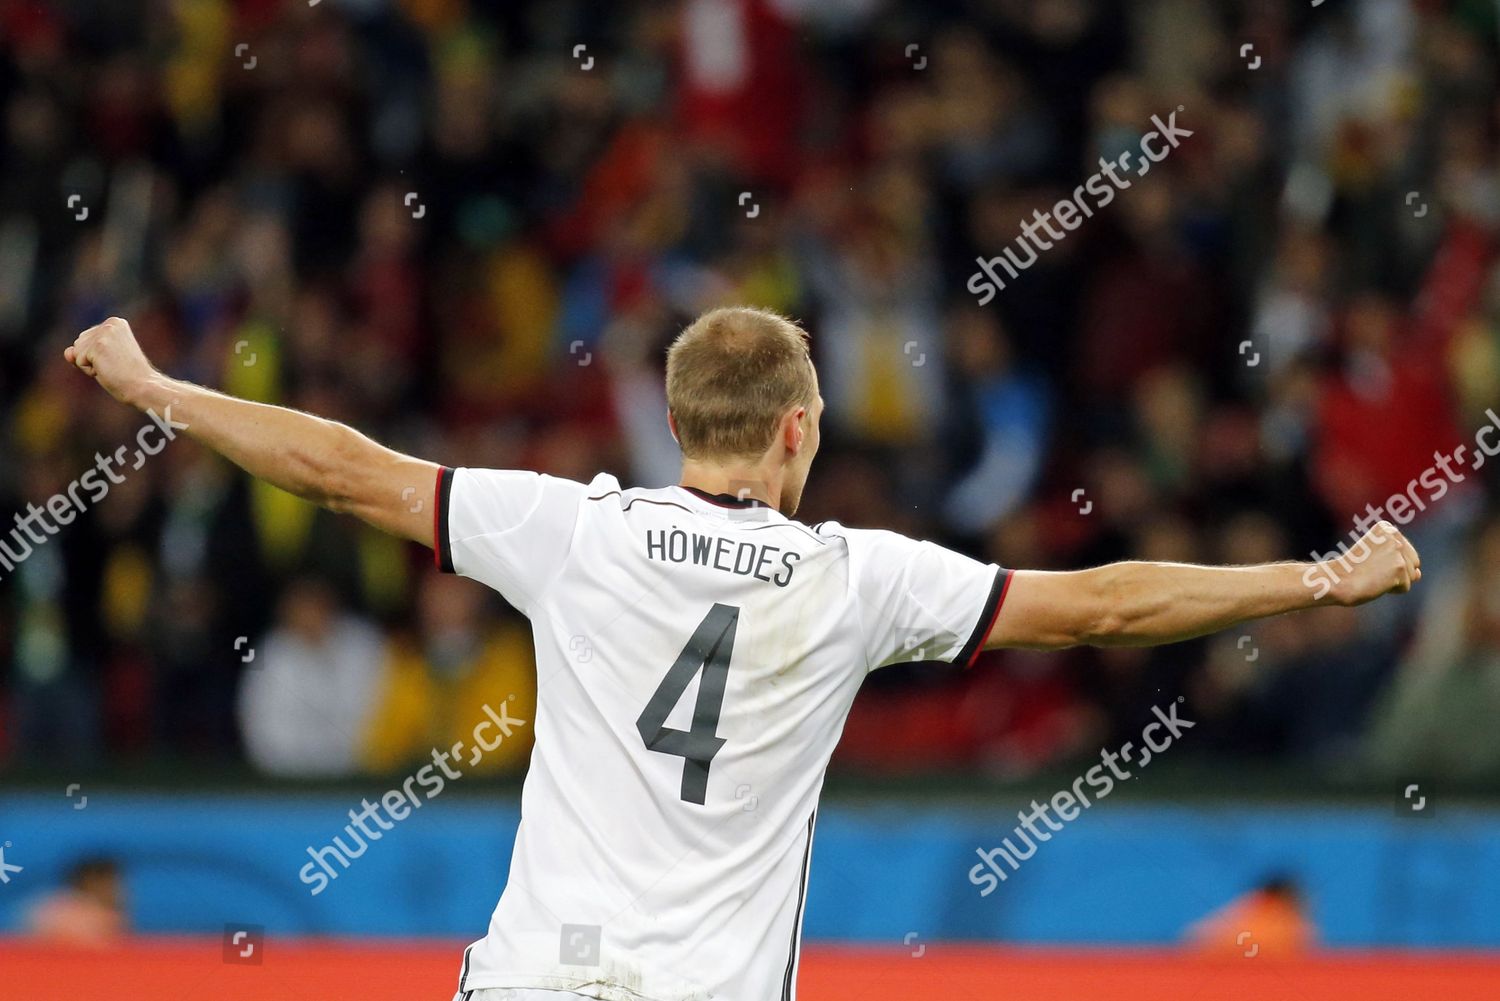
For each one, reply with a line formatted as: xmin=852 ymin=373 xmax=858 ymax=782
xmin=753 ymin=546 xmax=778 ymax=582
xmin=668 ymin=528 xmax=688 ymax=562
xmin=733 ymin=542 xmax=758 ymax=575
xmin=646 ymin=530 xmax=666 ymax=561
xmin=713 ymin=538 xmax=733 ymax=572
xmin=774 ymin=551 xmax=801 ymax=587
xmin=691 ymin=533 xmax=713 ymax=565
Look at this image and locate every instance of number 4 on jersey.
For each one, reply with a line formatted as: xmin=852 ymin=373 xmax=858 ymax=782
xmin=636 ymin=603 xmax=738 ymax=805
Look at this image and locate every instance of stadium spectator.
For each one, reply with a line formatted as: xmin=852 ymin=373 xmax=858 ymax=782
xmin=1365 ymin=517 xmax=1500 ymax=779
xmin=24 ymin=856 xmax=128 ymax=944
xmin=1185 ymin=874 xmax=1318 ymax=957
xmin=360 ymin=573 xmax=536 ymax=775
xmin=236 ymin=577 xmax=385 ymax=778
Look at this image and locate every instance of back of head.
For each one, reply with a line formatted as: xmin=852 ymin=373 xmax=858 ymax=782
xmin=666 ymin=307 xmax=815 ymax=462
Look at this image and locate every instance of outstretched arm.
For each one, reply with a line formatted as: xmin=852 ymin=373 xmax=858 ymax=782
xmin=986 ymin=523 xmax=1421 ymax=650
xmin=66 ymin=317 xmax=438 ymax=546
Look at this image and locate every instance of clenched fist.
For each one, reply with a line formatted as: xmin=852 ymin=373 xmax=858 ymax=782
xmin=65 ymin=316 xmax=158 ymax=406
xmin=1321 ymin=520 xmax=1423 ymax=606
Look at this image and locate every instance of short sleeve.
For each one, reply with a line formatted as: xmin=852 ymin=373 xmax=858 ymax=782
xmin=434 ymin=467 xmax=587 ymax=612
xmin=839 ymin=526 xmax=1011 ymax=670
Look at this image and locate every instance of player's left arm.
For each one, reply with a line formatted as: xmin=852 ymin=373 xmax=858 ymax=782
xmin=985 ymin=522 xmax=1420 ymax=650
xmin=66 ymin=317 xmax=438 ymax=546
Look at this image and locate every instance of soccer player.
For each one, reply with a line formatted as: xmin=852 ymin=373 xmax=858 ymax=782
xmin=66 ymin=309 xmax=1420 ymax=1001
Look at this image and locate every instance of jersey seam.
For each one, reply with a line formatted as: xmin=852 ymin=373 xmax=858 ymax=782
xmin=780 ymin=810 xmax=817 ymax=1000
xmin=528 ymin=476 xmax=586 ymax=609
xmin=589 ymin=489 xmax=827 ymax=546
xmin=840 ymin=542 xmax=875 ymax=675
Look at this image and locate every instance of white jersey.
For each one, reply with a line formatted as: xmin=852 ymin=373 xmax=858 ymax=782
xmin=436 ymin=469 xmax=1010 ymax=1001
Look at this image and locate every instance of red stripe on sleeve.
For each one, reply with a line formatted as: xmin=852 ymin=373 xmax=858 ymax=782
xmin=432 ymin=465 xmax=446 ymax=569
xmin=965 ymin=570 xmax=1014 ymax=668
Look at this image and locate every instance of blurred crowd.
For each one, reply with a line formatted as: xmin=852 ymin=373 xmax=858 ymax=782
xmin=3 ymin=0 xmax=1500 ymax=782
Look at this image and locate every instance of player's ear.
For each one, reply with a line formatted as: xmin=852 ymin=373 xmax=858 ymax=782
xmin=666 ymin=410 xmax=680 ymax=444
xmin=784 ymin=406 xmax=807 ymax=454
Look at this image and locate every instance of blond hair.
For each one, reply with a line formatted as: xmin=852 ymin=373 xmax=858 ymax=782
xmin=666 ymin=307 xmax=816 ymax=460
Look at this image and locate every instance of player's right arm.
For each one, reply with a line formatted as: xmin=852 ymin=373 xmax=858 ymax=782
xmin=986 ymin=523 xmax=1421 ymax=651
xmin=65 ymin=317 xmax=438 ymax=546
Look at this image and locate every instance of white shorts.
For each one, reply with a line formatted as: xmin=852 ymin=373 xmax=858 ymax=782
xmin=455 ymin=992 xmax=594 ymax=1001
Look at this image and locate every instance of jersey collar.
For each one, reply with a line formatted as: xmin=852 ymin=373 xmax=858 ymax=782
xmin=680 ymin=486 xmax=770 ymax=510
